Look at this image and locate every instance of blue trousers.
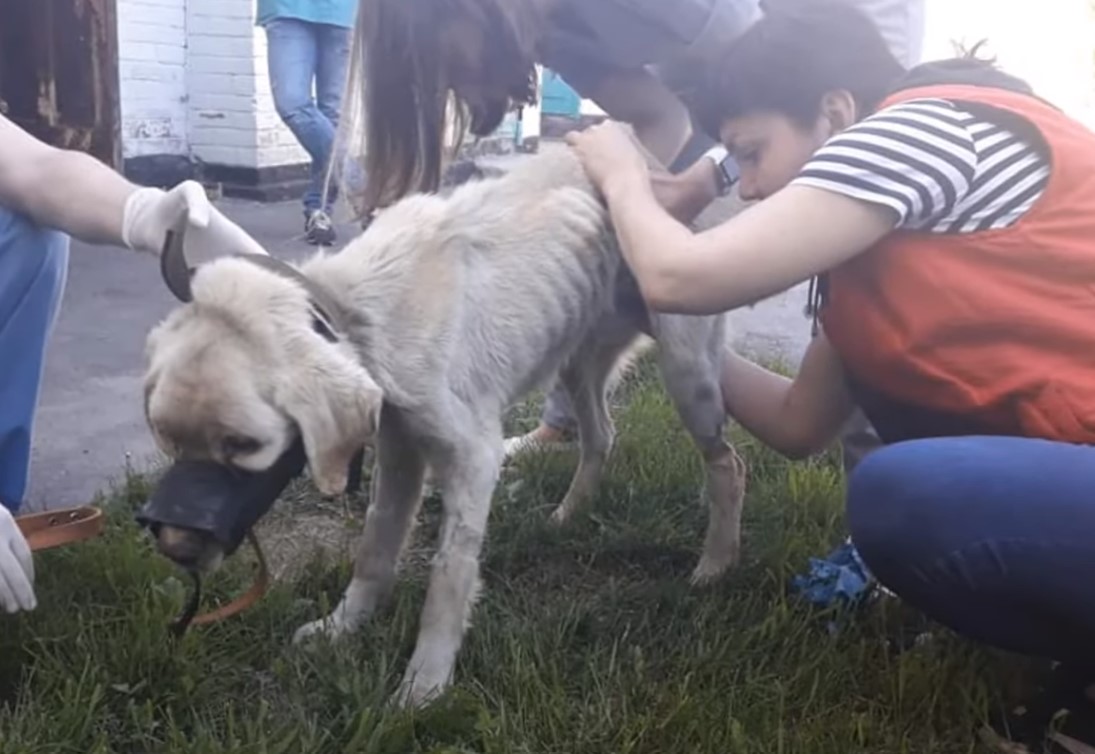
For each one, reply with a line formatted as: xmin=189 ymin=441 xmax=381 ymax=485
xmin=0 ymin=209 xmax=70 ymax=513
xmin=848 ymin=435 xmax=1095 ymax=671
xmin=265 ymin=17 xmax=352 ymax=214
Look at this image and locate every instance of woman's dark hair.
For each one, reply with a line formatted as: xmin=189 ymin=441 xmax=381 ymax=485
xmin=691 ymin=0 xmax=907 ymax=139
xmin=336 ymin=0 xmax=541 ymax=214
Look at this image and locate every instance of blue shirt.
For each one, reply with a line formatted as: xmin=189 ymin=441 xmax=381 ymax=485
xmin=541 ymin=0 xmax=761 ymax=95
xmin=256 ymin=0 xmax=357 ymax=29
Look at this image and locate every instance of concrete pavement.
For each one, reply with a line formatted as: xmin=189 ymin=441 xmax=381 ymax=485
xmin=23 ymin=159 xmax=813 ymax=512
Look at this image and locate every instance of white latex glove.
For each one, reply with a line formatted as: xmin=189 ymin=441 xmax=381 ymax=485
xmin=120 ymin=181 xmax=268 ymax=261
xmin=0 ymin=506 xmax=35 ymax=613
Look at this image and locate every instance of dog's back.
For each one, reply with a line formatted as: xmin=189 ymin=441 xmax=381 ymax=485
xmin=304 ymin=147 xmax=625 ymax=412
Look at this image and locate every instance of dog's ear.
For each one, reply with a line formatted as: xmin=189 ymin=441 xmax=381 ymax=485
xmin=161 ymin=228 xmax=195 ymax=302
xmin=275 ymin=353 xmax=383 ymax=496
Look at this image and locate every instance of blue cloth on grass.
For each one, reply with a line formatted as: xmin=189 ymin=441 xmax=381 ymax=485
xmin=791 ymin=538 xmax=876 ymax=609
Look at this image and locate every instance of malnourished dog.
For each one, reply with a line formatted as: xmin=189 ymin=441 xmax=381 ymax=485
xmin=142 ymin=146 xmax=746 ymax=706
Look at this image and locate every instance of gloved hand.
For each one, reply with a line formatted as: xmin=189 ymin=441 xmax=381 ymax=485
xmin=120 ymin=181 xmax=268 ymax=261
xmin=0 ymin=506 xmax=35 ymax=613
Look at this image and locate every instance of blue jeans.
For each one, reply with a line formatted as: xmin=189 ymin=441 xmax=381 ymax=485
xmin=0 ymin=209 xmax=69 ymax=513
xmin=265 ymin=17 xmax=351 ymax=215
xmin=848 ymin=435 xmax=1095 ymax=670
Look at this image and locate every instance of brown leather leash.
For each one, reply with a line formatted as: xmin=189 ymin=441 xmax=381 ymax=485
xmin=15 ymin=506 xmax=269 ymax=634
xmin=170 ymin=530 xmax=270 ymax=637
xmin=16 ymin=506 xmax=105 ymax=551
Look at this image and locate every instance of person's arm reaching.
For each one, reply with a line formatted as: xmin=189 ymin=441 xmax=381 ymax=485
xmin=566 ymin=121 xmax=897 ymax=315
xmin=0 ymin=114 xmax=266 ymax=257
xmin=0 ymin=115 xmax=136 ymax=246
xmin=720 ymin=333 xmax=856 ymax=459
xmin=649 ymin=147 xmax=730 ymax=224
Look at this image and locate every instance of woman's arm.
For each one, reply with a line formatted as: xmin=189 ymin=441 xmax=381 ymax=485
xmin=0 ymin=113 xmax=267 ymax=257
xmin=603 ymin=173 xmax=897 ymax=315
xmin=0 ymin=114 xmax=135 ymax=246
xmin=722 ymin=333 xmax=856 ymax=459
xmin=566 ymin=121 xmax=898 ymax=315
xmin=649 ymin=157 xmax=723 ymax=224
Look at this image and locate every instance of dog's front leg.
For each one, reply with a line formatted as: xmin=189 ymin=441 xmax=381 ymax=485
xmin=294 ymin=405 xmax=425 ymax=644
xmin=653 ymin=314 xmax=748 ymax=584
xmin=393 ymin=428 xmax=502 ymax=708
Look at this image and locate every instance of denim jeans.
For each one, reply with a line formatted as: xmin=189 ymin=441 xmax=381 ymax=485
xmin=0 ymin=209 xmax=69 ymax=513
xmin=848 ymin=435 xmax=1095 ymax=670
xmin=265 ymin=17 xmax=351 ymax=215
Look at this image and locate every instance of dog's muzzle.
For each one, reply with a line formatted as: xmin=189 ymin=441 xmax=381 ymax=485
xmin=135 ymin=438 xmax=307 ymax=567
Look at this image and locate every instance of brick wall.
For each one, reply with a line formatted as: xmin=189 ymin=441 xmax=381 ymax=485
xmin=116 ymin=0 xmax=188 ymax=158
xmin=117 ymin=0 xmax=308 ymax=180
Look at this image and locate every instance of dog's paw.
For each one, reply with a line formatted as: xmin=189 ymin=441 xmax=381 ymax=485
xmin=689 ymin=549 xmax=740 ymax=586
xmin=292 ymin=612 xmax=356 ymax=645
xmin=548 ymin=503 xmax=573 ymax=526
xmin=391 ymin=668 xmax=450 ymax=709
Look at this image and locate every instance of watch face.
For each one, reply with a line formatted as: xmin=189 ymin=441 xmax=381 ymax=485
xmin=720 ymin=157 xmax=741 ymax=188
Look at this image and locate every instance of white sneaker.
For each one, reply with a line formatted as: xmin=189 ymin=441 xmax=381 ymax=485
xmin=502 ymin=431 xmax=574 ymax=461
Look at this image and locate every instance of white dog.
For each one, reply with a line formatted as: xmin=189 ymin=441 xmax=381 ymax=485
xmin=142 ymin=146 xmax=746 ymax=707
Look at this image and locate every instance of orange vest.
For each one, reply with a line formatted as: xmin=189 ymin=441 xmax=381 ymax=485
xmin=819 ymin=83 xmax=1095 ymax=445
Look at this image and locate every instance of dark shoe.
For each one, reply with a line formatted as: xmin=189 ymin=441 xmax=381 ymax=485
xmin=305 ymin=210 xmax=336 ymax=246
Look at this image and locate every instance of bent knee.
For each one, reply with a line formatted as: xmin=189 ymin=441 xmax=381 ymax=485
xmin=0 ymin=212 xmax=70 ymax=303
xmin=273 ymin=97 xmax=314 ymax=124
xmin=846 ymin=439 xmax=954 ymax=561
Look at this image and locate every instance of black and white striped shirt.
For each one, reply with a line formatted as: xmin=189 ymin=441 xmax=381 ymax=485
xmin=790 ymin=98 xmax=1050 ymax=233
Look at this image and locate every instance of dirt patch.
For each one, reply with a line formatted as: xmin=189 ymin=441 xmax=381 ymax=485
xmin=250 ymin=470 xmax=444 ymax=585
xmin=250 ymin=477 xmax=366 ymax=583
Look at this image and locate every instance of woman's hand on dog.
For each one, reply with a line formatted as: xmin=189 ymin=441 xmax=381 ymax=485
xmin=566 ymin=121 xmax=651 ymax=197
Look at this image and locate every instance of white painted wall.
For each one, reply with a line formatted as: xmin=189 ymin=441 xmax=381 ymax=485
xmin=116 ymin=0 xmax=189 ymax=158
xmin=116 ymin=0 xmax=308 ymax=168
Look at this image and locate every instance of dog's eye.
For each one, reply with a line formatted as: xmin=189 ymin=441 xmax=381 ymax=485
xmin=222 ymin=435 xmax=262 ymax=457
xmin=311 ymin=313 xmax=338 ymax=343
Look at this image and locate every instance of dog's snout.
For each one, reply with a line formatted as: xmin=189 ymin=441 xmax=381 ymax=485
xmin=155 ymin=525 xmax=215 ymax=570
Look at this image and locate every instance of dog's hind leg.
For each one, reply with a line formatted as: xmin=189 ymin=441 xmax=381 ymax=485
xmin=549 ymin=323 xmax=642 ymax=525
xmin=394 ymin=412 xmax=504 ymax=708
xmin=346 ymin=445 xmax=367 ymax=494
xmin=652 ymin=313 xmax=747 ymax=585
xmin=293 ymin=404 xmax=426 ymax=645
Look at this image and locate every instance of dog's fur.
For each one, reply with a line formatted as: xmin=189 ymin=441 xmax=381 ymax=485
xmin=142 ymin=146 xmax=746 ymax=707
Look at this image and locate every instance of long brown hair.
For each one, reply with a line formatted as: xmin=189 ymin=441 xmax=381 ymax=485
xmin=337 ymin=0 xmax=542 ymax=215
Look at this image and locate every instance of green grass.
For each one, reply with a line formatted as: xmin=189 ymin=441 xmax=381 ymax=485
xmin=0 ymin=355 xmax=1033 ymax=753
